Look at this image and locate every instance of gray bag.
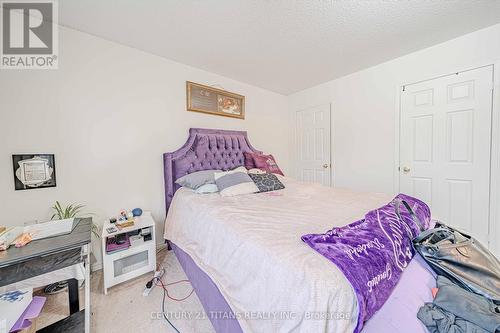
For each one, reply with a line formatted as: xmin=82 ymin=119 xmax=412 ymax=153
xmin=413 ymin=222 xmax=500 ymax=302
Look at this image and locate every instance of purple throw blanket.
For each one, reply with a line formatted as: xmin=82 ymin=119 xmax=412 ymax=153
xmin=302 ymin=194 xmax=431 ymax=333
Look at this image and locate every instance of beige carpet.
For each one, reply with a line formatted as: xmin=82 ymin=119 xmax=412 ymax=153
xmin=36 ymin=248 xmax=216 ymax=333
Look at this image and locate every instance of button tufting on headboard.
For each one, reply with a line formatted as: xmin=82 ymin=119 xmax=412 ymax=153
xmin=163 ymin=128 xmax=262 ymax=215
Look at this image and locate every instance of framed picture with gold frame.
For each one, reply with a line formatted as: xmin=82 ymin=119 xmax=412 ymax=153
xmin=186 ymin=81 xmax=245 ymax=119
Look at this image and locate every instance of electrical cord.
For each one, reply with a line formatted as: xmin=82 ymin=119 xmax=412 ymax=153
xmin=160 ymin=280 xmax=181 ymax=333
xmin=145 ymin=266 xmax=194 ymax=333
xmin=156 ymin=279 xmax=194 ymax=302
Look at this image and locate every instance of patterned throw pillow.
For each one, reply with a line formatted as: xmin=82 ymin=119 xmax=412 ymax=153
xmin=243 ymin=152 xmax=261 ymax=169
xmin=252 ymin=154 xmax=284 ymax=176
xmin=249 ymin=173 xmax=285 ymax=193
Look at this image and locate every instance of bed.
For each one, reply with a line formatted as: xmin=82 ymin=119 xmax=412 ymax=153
xmin=163 ymin=128 xmax=436 ymax=333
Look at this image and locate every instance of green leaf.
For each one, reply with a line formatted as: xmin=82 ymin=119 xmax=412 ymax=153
xmin=64 ymin=204 xmax=72 ymax=219
xmin=55 ymin=201 xmax=62 ymax=213
xmin=51 ymin=201 xmax=92 ymax=220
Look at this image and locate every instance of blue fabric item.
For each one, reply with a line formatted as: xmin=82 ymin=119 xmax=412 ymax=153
xmin=418 ymin=275 xmax=500 ymax=333
xmin=417 ymin=304 xmax=490 ymax=333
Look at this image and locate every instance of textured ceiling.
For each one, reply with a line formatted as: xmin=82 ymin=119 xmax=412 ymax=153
xmin=58 ymin=1 xmax=500 ymax=94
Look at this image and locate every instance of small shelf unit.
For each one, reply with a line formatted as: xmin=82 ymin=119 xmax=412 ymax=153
xmin=101 ymin=212 xmax=156 ymax=294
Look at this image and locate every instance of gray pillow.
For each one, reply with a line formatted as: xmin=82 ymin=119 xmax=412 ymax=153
xmin=175 ymin=169 xmax=219 ymax=189
xmin=214 ymin=172 xmax=259 ymax=197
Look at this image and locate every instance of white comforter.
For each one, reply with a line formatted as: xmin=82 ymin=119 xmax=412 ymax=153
xmin=164 ymin=177 xmax=392 ymax=333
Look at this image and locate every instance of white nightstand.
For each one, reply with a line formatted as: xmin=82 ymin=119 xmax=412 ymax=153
xmin=101 ymin=212 xmax=156 ymax=294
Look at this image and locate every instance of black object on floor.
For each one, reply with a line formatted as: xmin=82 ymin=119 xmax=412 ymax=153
xmin=43 ymin=281 xmax=68 ymax=295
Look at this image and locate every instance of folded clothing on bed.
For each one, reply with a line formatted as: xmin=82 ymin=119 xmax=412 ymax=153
xmin=302 ymin=193 xmax=432 ymax=333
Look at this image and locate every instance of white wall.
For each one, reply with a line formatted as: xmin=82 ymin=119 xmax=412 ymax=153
xmin=0 ymin=25 xmax=289 ymax=264
xmin=2 ymin=20 xmax=500 ymax=265
xmin=289 ymin=23 xmax=500 ymax=255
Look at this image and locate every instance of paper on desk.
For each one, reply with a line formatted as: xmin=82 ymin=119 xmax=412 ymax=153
xmin=23 ymin=218 xmax=74 ymax=241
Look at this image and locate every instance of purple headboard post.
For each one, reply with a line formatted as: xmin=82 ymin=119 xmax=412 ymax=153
xmin=163 ymin=128 xmax=261 ymax=214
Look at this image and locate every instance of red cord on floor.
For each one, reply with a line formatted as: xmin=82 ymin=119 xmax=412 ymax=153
xmin=155 ymin=278 xmax=194 ymax=301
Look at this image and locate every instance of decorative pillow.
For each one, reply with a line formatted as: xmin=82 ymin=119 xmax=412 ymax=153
xmin=244 ymin=152 xmax=261 ymax=169
xmin=252 ymin=154 xmax=284 ymax=176
xmin=175 ymin=169 xmax=219 ymax=189
xmin=195 ymin=184 xmax=219 ymax=194
xmin=249 ymin=173 xmax=285 ymax=193
xmin=214 ymin=171 xmax=259 ymax=197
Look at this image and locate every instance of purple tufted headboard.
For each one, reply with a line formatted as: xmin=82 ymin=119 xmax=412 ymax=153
xmin=163 ymin=128 xmax=261 ymax=212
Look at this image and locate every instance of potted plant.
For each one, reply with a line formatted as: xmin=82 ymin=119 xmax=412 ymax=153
xmin=51 ymin=201 xmax=100 ymax=238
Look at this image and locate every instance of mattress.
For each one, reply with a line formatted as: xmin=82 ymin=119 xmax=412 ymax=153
xmin=165 ymin=176 xmax=399 ymax=332
xmin=171 ymin=241 xmax=435 ymax=333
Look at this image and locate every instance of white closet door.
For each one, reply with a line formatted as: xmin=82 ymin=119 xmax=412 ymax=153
xmin=400 ymin=66 xmax=493 ymax=245
xmin=295 ymin=104 xmax=331 ymax=186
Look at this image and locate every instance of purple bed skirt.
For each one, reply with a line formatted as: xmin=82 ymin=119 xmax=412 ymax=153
xmin=170 ymin=241 xmax=435 ymax=333
xmin=170 ymin=242 xmax=243 ymax=332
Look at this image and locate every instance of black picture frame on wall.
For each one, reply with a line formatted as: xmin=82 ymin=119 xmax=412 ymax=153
xmin=12 ymin=154 xmax=57 ymax=190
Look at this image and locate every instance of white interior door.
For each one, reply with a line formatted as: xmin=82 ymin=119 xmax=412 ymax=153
xmin=296 ymin=104 xmax=331 ymax=186
xmin=400 ymin=66 xmax=493 ymax=245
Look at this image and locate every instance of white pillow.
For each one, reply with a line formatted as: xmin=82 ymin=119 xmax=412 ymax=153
xmin=219 ymin=181 xmax=259 ymax=197
xmin=194 ymin=184 xmax=219 ymax=194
